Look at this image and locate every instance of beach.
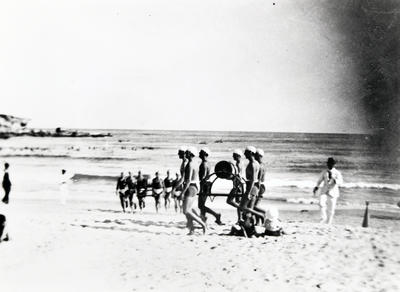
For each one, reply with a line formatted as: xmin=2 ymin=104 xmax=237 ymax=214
xmin=1 ymin=196 xmax=400 ymax=292
xmin=1 ymin=129 xmax=400 ymax=291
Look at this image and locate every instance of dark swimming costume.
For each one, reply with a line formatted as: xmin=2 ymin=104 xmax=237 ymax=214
xmin=164 ymin=178 xmax=172 ymax=188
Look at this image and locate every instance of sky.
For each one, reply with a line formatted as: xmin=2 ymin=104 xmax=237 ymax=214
xmin=0 ymin=0 xmax=366 ymax=133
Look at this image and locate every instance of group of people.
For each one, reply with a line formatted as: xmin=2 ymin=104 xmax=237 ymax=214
xmin=176 ymin=145 xmax=269 ymax=235
xmin=115 ymin=145 xmax=346 ymax=236
xmin=115 ymin=170 xmax=185 ymax=214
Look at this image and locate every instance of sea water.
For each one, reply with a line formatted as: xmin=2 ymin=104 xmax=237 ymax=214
xmin=1 ymin=130 xmax=399 ymax=208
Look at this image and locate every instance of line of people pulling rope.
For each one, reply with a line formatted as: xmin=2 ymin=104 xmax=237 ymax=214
xmin=116 ymin=145 xmax=283 ymax=237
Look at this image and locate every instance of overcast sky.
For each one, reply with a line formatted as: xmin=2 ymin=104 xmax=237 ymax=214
xmin=0 ymin=0 xmax=366 ymax=133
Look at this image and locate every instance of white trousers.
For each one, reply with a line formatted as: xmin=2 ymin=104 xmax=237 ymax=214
xmin=319 ymin=194 xmax=337 ymax=224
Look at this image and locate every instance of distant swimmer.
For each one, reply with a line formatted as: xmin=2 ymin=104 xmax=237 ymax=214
xmin=136 ymin=171 xmax=148 ymax=211
xmin=198 ymin=148 xmax=222 ymax=225
xmin=2 ymin=163 xmax=11 ymax=204
xmin=116 ymin=172 xmax=128 ymax=212
xmin=172 ymin=173 xmax=183 ymax=213
xmin=313 ymin=157 xmax=343 ymax=224
xmin=125 ymin=172 xmax=136 ymax=212
xmin=239 ymin=146 xmax=264 ymax=222
xmin=151 ymin=172 xmax=164 ymax=213
xmin=163 ymin=170 xmax=173 ymax=210
xmin=226 ymin=149 xmax=245 ymax=222
xmin=182 ymin=147 xmax=206 ymax=235
xmin=253 ymin=149 xmax=267 ymax=225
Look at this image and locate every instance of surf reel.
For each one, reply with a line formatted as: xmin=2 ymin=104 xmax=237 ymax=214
xmin=202 ymin=160 xmax=244 ymax=201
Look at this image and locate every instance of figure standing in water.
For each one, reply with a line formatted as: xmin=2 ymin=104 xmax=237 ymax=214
xmin=313 ymin=157 xmax=343 ymax=224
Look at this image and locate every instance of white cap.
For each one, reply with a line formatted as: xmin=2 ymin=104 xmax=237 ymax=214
xmin=256 ymin=148 xmax=264 ymax=157
xmin=200 ymin=147 xmax=210 ymax=155
xmin=266 ymin=207 xmax=279 ymax=220
xmin=178 ymin=146 xmax=187 ymax=152
xmin=233 ymin=149 xmax=243 ymax=157
xmin=245 ymin=146 xmax=256 ymax=154
xmin=186 ymin=146 xmax=198 ymax=156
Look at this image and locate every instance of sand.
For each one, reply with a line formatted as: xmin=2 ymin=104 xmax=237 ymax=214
xmin=1 ymin=198 xmax=400 ymax=292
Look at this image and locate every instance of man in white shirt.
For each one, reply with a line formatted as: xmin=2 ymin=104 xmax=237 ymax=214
xmin=313 ymin=157 xmax=343 ymax=224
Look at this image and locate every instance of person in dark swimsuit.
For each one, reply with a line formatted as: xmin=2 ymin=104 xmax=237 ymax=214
xmin=136 ymin=171 xmax=148 ymax=210
xmin=163 ymin=170 xmax=173 ymax=210
xmin=226 ymin=149 xmax=245 ymax=222
xmin=151 ymin=172 xmax=164 ymax=212
xmin=2 ymin=163 xmax=11 ymax=204
xmin=116 ymin=172 xmax=128 ymax=212
xmin=253 ymin=149 xmax=267 ymax=225
xmin=172 ymin=173 xmax=183 ymax=213
xmin=239 ymin=146 xmax=264 ymax=223
xmin=125 ymin=172 xmax=136 ymax=212
xmin=198 ymin=148 xmax=222 ymax=225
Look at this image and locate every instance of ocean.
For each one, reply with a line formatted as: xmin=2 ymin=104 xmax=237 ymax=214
xmin=1 ymin=130 xmax=399 ymax=208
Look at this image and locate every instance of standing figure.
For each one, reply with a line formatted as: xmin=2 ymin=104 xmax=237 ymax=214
xmin=172 ymin=173 xmax=183 ymax=213
xmin=163 ymin=170 xmax=173 ymax=210
xmin=239 ymin=146 xmax=264 ymax=222
xmin=59 ymin=169 xmax=73 ymax=205
xmin=313 ymin=157 xmax=343 ymax=224
xmin=226 ymin=149 xmax=245 ymax=222
xmin=253 ymin=149 xmax=267 ymax=225
xmin=151 ymin=172 xmax=164 ymax=213
xmin=2 ymin=163 xmax=11 ymax=204
xmin=116 ymin=172 xmax=128 ymax=212
xmin=136 ymin=171 xmax=148 ymax=210
xmin=171 ymin=146 xmax=187 ymax=213
xmin=198 ymin=148 xmax=222 ymax=225
xmin=182 ymin=147 xmax=206 ymax=235
xmin=125 ymin=172 xmax=136 ymax=212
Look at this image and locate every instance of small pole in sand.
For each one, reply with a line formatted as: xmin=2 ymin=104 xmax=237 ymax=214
xmin=362 ymin=201 xmax=369 ymax=228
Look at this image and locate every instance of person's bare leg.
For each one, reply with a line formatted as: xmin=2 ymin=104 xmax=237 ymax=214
xmin=239 ymin=195 xmax=264 ymax=220
xmin=186 ymin=195 xmax=206 ymax=234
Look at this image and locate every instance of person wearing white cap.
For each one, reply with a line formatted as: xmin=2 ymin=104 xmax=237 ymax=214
xmin=182 ymin=147 xmax=206 ymax=235
xmin=253 ymin=148 xmax=267 ymax=224
xmin=239 ymin=146 xmax=264 ymax=222
xmin=198 ymin=148 xmax=222 ymax=225
xmin=226 ymin=148 xmax=246 ymax=222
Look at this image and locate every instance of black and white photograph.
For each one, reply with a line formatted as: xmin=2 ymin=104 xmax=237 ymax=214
xmin=1 ymin=0 xmax=399 ymax=291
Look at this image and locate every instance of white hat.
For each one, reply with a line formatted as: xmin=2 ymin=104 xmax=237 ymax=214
xmin=256 ymin=149 xmax=264 ymax=157
xmin=178 ymin=146 xmax=187 ymax=152
xmin=233 ymin=149 xmax=243 ymax=156
xmin=186 ymin=146 xmax=198 ymax=156
xmin=200 ymin=147 xmax=210 ymax=155
xmin=266 ymin=207 xmax=279 ymax=220
xmin=245 ymin=146 xmax=256 ymax=154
